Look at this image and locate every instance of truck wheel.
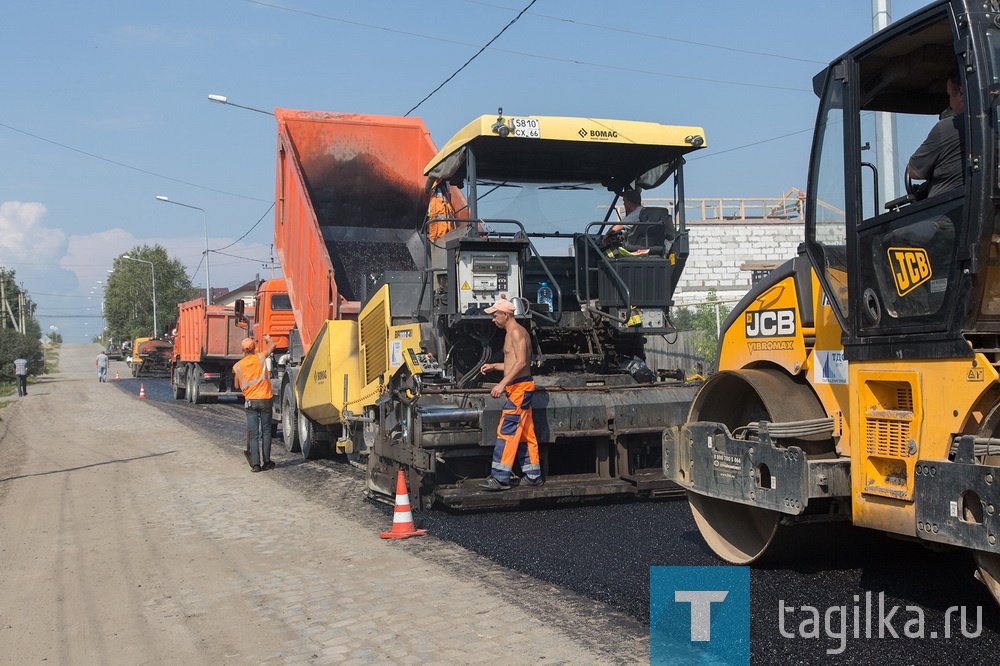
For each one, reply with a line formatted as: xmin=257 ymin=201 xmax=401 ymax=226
xmin=281 ymin=383 xmax=300 ymax=453
xmin=172 ymin=367 xmax=186 ymax=400
xmin=190 ymin=377 xmax=202 ymax=405
xmin=298 ymin=409 xmax=321 ymax=460
xmin=685 ymin=368 xmax=834 ymax=564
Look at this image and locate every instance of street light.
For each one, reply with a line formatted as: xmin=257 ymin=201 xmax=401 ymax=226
xmin=90 ymin=282 xmax=107 ymax=345
xmin=207 ymin=94 xmax=274 ymax=116
xmin=122 ymin=255 xmax=157 ymax=338
xmin=156 ymin=195 xmax=211 ymax=305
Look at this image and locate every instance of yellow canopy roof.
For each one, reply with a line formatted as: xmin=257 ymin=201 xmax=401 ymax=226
xmin=424 ymin=113 xmax=707 ymax=187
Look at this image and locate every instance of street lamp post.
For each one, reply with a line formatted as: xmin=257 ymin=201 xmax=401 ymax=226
xmin=207 ymin=94 xmax=274 ymax=116
xmin=90 ymin=282 xmax=106 ymax=345
xmin=156 ymin=195 xmax=211 ymax=305
xmin=122 ymin=255 xmax=157 ymax=338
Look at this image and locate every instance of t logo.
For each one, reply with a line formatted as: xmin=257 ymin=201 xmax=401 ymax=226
xmin=675 ymin=590 xmax=729 ymax=641
xmin=651 ymin=567 xmax=750 ymax=664
xmin=887 ymin=247 xmax=932 ymax=296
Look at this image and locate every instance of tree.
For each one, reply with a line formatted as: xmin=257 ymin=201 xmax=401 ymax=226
xmin=671 ymin=290 xmax=731 ymax=373
xmin=0 ymin=268 xmax=37 ymax=334
xmin=0 ymin=268 xmax=44 ymax=378
xmin=0 ymin=328 xmax=44 ymax=380
xmin=105 ymin=245 xmax=193 ymax=344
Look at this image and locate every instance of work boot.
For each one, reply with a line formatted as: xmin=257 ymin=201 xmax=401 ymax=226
xmin=251 ymin=465 xmax=262 ymax=473
xmin=263 ymin=461 xmax=276 ymax=471
xmin=479 ymin=476 xmax=510 ymax=491
xmin=522 ymin=475 xmax=544 ymax=487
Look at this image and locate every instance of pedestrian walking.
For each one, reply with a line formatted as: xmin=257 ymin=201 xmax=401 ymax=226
xmin=233 ymin=335 xmax=277 ymax=473
xmin=13 ymin=356 xmax=28 ymax=397
xmin=96 ymin=350 xmax=109 ymax=383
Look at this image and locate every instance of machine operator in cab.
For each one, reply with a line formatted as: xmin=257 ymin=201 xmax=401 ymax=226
xmin=906 ymin=69 xmax=965 ymax=197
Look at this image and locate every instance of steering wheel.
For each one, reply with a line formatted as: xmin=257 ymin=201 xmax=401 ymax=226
xmin=905 ymin=171 xmax=916 ymax=197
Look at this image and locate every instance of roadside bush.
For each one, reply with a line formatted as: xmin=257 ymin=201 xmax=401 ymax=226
xmin=0 ymin=328 xmax=44 ymax=381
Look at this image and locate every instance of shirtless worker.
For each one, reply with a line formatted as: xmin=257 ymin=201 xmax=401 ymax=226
xmin=479 ymin=299 xmax=543 ymax=491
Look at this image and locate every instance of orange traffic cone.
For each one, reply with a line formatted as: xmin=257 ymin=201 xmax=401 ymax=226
xmin=138 ymin=383 xmax=147 ymax=399
xmin=115 ymin=370 xmax=120 ymax=381
xmin=380 ymin=470 xmax=427 ymax=539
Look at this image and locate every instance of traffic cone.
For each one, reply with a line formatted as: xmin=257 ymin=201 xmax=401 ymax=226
xmin=380 ymin=470 xmax=427 ymax=539
xmin=138 ymin=383 xmax=147 ymax=399
xmin=115 ymin=370 xmax=120 ymax=381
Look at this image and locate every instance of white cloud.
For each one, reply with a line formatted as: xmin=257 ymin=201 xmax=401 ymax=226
xmin=0 ymin=201 xmax=66 ymax=260
xmin=1 ymin=202 xmax=277 ymax=342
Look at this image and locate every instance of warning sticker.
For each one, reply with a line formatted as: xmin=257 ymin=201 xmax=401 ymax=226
xmin=461 ymin=281 xmax=471 ymax=290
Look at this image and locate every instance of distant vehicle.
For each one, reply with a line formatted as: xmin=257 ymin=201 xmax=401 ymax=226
xmin=170 ymin=297 xmax=250 ymax=404
xmin=130 ymin=337 xmax=173 ymax=378
xmin=105 ymin=344 xmax=123 ymax=361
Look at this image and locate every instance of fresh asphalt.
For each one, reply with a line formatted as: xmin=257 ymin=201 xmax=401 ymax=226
xmin=119 ymin=376 xmax=1000 ymax=665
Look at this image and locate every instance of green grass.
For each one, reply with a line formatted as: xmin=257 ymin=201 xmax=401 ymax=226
xmin=44 ymin=344 xmax=60 ymax=375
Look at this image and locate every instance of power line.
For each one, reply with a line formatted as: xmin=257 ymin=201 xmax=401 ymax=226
xmin=0 ymin=121 xmax=271 ymax=203
xmin=405 ymin=0 xmax=537 ymax=116
xmin=212 ymin=250 xmax=278 ymax=265
xmin=463 ymin=0 xmax=828 ymax=65
xmin=246 ymin=0 xmax=810 ymax=95
xmin=688 ymin=126 xmax=815 ymax=161
xmin=213 ymin=202 xmax=274 ymax=252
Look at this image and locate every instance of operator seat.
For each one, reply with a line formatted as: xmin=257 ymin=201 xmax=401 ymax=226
xmin=624 ymin=207 xmax=674 ymax=256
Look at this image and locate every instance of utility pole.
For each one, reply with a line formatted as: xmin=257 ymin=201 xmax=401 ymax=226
xmin=873 ymin=0 xmax=899 ymax=208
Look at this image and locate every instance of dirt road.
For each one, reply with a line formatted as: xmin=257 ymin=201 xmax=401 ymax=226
xmin=0 ymin=344 xmax=645 ymax=664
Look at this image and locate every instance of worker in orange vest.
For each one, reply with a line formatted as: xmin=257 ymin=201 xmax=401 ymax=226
xmin=427 ymin=179 xmax=458 ymax=242
xmin=233 ymin=335 xmax=277 ymax=472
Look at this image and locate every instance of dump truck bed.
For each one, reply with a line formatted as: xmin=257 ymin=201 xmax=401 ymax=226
xmin=174 ymin=299 xmax=247 ymax=362
xmin=274 ymin=110 xmax=442 ymax=350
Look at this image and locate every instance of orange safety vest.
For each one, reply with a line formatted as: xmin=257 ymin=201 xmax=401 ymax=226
xmin=234 ymin=353 xmax=272 ymax=400
xmin=427 ymin=182 xmax=457 ymax=242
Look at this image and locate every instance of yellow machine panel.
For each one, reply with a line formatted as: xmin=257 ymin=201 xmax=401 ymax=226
xmin=298 ymin=285 xmax=426 ymax=428
xmin=849 ymin=358 xmax=1000 ymax=536
xmin=297 ymin=320 xmax=360 ymax=425
xmin=717 ymin=278 xmax=809 ymax=377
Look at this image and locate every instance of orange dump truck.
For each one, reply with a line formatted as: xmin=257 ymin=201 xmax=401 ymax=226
xmin=251 ymin=110 xmax=445 ymax=464
xmin=170 ymin=298 xmax=250 ymax=404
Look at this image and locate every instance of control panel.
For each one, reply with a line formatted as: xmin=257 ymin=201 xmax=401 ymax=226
xmin=405 ymin=347 xmax=444 ymax=377
xmin=456 ymin=251 xmax=521 ymax=313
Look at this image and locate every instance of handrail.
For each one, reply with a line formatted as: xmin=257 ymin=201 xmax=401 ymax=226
xmin=419 ymin=217 xmax=565 ymax=325
xmin=599 ymin=190 xmax=847 ymax=221
xmin=580 ymin=222 xmax=633 ymax=326
xmin=477 ymin=219 xmax=563 ymax=326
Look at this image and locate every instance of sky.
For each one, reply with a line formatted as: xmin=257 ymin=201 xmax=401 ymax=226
xmin=0 ymin=0 xmax=932 ymax=342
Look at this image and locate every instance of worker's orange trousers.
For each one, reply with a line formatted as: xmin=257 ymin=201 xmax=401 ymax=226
xmin=490 ymin=377 xmax=541 ymax=483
